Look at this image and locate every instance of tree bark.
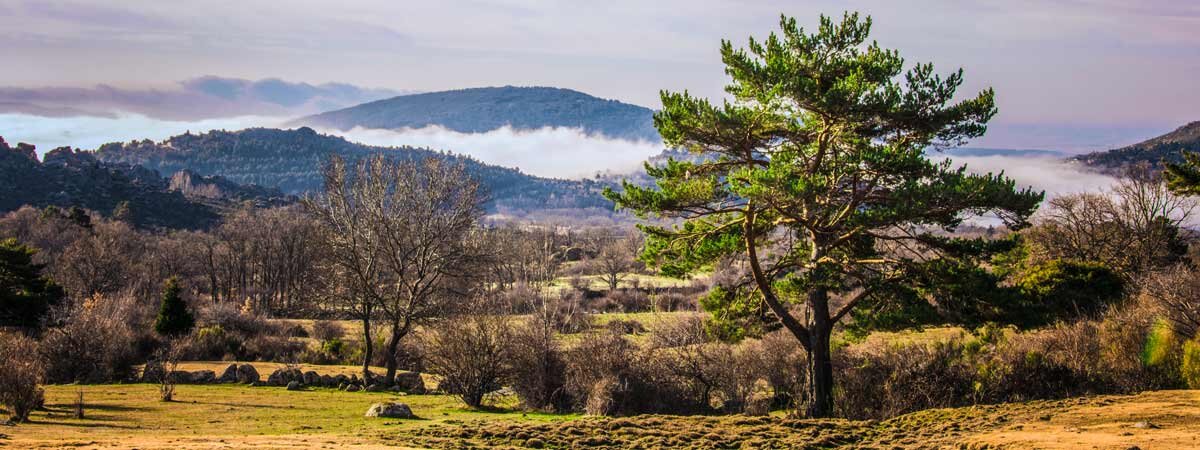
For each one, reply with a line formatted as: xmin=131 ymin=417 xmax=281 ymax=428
xmin=361 ymin=316 xmax=373 ymax=381
xmin=806 ymin=288 xmax=835 ymax=418
xmin=383 ymin=322 xmax=406 ymax=384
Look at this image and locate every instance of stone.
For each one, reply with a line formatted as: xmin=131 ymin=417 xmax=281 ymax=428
xmin=364 ymin=402 xmax=414 ymax=419
xmin=365 ymin=383 xmax=385 ymax=392
xmin=303 ymin=371 xmax=320 ymax=386
xmin=393 ymin=371 xmax=426 ymax=394
xmin=1132 ymin=421 xmax=1160 ymax=429
xmin=319 ymin=374 xmax=334 ymax=387
xmin=190 ymin=370 xmax=216 ymax=383
xmin=236 ymin=364 xmax=260 ymax=384
xmin=346 ymin=384 xmax=362 ymax=392
xmin=166 ymin=370 xmax=194 ymax=383
xmin=286 ymin=381 xmax=302 ymax=391
xmin=218 ymin=364 xmax=239 ymax=383
xmin=140 ymin=361 xmax=164 ymax=383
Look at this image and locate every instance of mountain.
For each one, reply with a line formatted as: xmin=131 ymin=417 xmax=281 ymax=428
xmin=293 ymin=86 xmax=661 ymax=142
xmin=0 ymin=76 xmax=405 ymax=120
xmin=1072 ymin=121 xmax=1200 ymax=171
xmin=0 ymin=137 xmax=223 ymax=229
xmin=939 ymin=147 xmax=1065 ymax=158
xmin=93 ymin=127 xmax=614 ymax=214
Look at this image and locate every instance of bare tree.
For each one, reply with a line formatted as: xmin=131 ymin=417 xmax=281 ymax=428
xmin=1026 ymin=165 xmax=1195 ymax=279
xmin=304 ymin=154 xmax=485 ymax=383
xmin=589 ymin=234 xmax=642 ymax=292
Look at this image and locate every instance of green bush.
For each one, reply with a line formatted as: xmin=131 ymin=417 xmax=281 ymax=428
xmin=1182 ymin=338 xmax=1200 ymax=389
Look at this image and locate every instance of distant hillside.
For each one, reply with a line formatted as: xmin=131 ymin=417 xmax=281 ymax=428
xmin=294 ymin=86 xmax=661 ymax=142
xmin=93 ymin=127 xmax=613 ymax=214
xmin=0 ymin=137 xmax=222 ymax=229
xmin=939 ymin=147 xmax=1064 ymax=158
xmin=1072 ymin=121 xmax=1200 ymax=171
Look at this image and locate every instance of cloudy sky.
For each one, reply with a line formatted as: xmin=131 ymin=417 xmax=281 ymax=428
xmin=0 ymin=0 xmax=1197 ymax=152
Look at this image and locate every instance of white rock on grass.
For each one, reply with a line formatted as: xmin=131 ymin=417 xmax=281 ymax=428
xmin=365 ymin=402 xmax=414 ymax=419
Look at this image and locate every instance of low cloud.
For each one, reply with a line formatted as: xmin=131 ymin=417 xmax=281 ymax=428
xmin=327 ymin=125 xmax=666 ymax=179
xmin=930 ymin=154 xmax=1118 ymax=198
xmin=0 ymin=113 xmax=285 ymax=153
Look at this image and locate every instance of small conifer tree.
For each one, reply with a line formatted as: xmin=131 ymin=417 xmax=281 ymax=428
xmin=154 ymin=277 xmax=194 ymax=337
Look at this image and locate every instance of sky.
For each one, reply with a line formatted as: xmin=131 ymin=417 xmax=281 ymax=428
xmin=0 ymin=0 xmax=1197 ymax=160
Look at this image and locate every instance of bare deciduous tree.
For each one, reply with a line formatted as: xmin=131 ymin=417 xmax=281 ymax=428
xmin=304 ymin=154 xmax=485 ymax=383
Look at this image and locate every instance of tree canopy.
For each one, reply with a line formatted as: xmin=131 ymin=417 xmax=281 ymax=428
xmin=605 ymin=12 xmax=1043 ymax=417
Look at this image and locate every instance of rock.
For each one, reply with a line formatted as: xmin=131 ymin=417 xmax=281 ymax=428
xmin=140 ymin=361 xmax=164 ymax=383
xmin=365 ymin=383 xmax=385 ymax=392
xmin=303 ymin=371 xmax=320 ymax=386
xmin=334 ymin=374 xmax=350 ymax=385
xmin=236 ymin=364 xmax=260 ymax=384
xmin=364 ymin=402 xmax=414 ymax=419
xmin=393 ymin=371 xmax=426 ymax=394
xmin=190 ymin=370 xmax=216 ymax=383
xmin=319 ymin=374 xmax=334 ymax=387
xmin=250 ymin=381 xmax=266 ymax=387
xmin=337 ymin=382 xmax=347 ymax=390
xmin=286 ymin=381 xmax=302 ymax=391
xmin=1132 ymin=421 xmax=1160 ymax=429
xmin=346 ymin=384 xmax=362 ymax=392
xmin=218 ymin=364 xmax=239 ymax=383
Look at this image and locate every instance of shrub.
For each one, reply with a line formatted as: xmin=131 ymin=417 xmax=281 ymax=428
xmin=39 ymin=294 xmax=146 ymax=383
xmin=506 ymin=316 xmax=572 ymax=412
xmin=835 ymin=340 xmax=975 ymax=419
xmin=422 ymin=314 xmax=512 ymax=408
xmin=1183 ymin=337 xmax=1200 ymax=389
xmin=311 ymin=320 xmax=344 ymax=342
xmin=1014 ymin=259 xmax=1124 ymax=327
xmin=564 ymin=331 xmax=701 ymax=416
xmin=0 ymin=333 xmax=45 ymax=422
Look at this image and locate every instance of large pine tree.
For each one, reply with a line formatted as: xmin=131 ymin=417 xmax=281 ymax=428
xmin=606 ymin=13 xmax=1042 ymax=417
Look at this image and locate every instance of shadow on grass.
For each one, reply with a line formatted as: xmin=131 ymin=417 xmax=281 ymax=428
xmin=45 ymin=403 xmax=151 ymax=413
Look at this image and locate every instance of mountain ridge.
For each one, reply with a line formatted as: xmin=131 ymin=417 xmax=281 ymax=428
xmin=293 ymin=86 xmax=661 ymax=142
xmin=1071 ymin=121 xmax=1200 ymax=171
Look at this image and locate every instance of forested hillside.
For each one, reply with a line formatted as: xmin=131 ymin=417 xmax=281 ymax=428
xmin=94 ymin=127 xmax=614 ymax=213
xmin=294 ymin=86 xmax=661 ymax=141
xmin=1072 ymin=121 xmax=1200 ymax=171
xmin=0 ymin=137 xmax=221 ymax=229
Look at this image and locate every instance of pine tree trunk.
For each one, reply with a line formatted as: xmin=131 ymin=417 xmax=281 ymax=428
xmin=806 ymin=289 xmax=835 ymax=418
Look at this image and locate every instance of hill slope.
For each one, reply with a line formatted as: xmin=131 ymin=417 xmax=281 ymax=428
xmin=93 ymin=127 xmax=614 ymax=214
xmin=0 ymin=137 xmax=222 ymax=229
xmin=1072 ymin=121 xmax=1200 ymax=171
xmin=293 ymin=86 xmax=661 ymax=141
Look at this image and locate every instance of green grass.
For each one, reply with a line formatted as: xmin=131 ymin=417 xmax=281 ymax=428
xmin=12 ymin=383 xmax=579 ymax=449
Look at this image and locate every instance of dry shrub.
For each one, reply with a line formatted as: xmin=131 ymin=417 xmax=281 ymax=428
xmin=422 ymin=313 xmax=512 ymax=408
xmin=310 ymin=320 xmax=344 ymax=342
xmin=186 ymin=302 xmax=301 ymax=361
xmin=835 ymin=340 xmax=975 ymax=419
xmin=755 ymin=330 xmax=807 ymax=410
xmin=39 ymin=294 xmax=147 ymax=383
xmin=565 ymin=331 xmax=702 ymax=416
xmin=1138 ymin=264 xmax=1200 ymax=339
xmin=0 ymin=332 xmax=44 ymax=422
xmin=506 ymin=316 xmax=571 ymax=412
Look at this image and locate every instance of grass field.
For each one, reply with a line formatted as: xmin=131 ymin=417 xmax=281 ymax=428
xmin=5 ymin=383 xmax=1199 ymax=449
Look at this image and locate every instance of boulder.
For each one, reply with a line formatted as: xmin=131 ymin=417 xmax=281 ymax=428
xmin=190 ymin=370 xmax=216 ymax=383
xmin=365 ymin=383 xmax=385 ymax=392
xmin=236 ymin=364 xmax=260 ymax=384
xmin=334 ymin=374 xmax=350 ymax=385
xmin=393 ymin=371 xmax=426 ymax=394
xmin=302 ymin=371 xmax=320 ymax=386
xmin=166 ymin=370 xmax=194 ymax=383
xmin=319 ymin=374 xmax=334 ymax=387
xmin=218 ymin=364 xmax=239 ymax=383
xmin=140 ymin=361 xmax=164 ymax=383
xmin=346 ymin=384 xmax=362 ymax=392
xmin=286 ymin=381 xmax=302 ymax=391
xmin=364 ymin=402 xmax=414 ymax=419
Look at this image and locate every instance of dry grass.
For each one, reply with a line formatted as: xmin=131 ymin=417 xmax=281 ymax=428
xmin=4 ymin=384 xmax=1197 ymax=449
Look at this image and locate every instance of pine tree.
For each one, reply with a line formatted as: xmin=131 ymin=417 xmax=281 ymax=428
xmin=0 ymin=238 xmax=65 ymax=328
xmin=605 ymin=13 xmax=1042 ymax=417
xmin=154 ymin=277 xmax=194 ymax=337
